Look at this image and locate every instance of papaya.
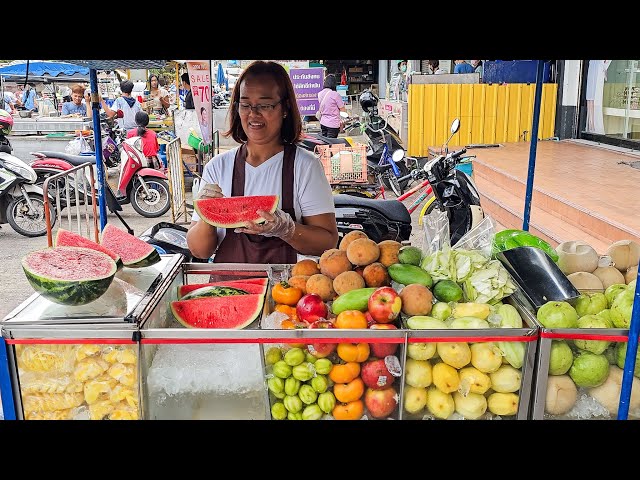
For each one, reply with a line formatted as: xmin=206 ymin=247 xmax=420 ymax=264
xmin=388 ymin=264 xmax=433 ymax=288
xmin=331 ymin=287 xmax=377 ymax=315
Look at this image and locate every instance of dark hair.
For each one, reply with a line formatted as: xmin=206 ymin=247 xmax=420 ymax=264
xmin=149 ymin=74 xmax=159 ymax=86
xmin=323 ymin=74 xmax=337 ymax=90
xmin=429 ymin=59 xmax=439 ymax=70
xmin=180 ymin=72 xmax=190 ymax=85
xmin=135 ymin=111 xmax=149 ymax=137
xmin=397 ymin=60 xmax=407 ymax=68
xmin=120 ymin=80 xmax=134 ymax=94
xmin=225 ymin=60 xmax=302 ymax=144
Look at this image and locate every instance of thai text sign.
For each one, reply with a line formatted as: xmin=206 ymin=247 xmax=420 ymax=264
xmin=289 ymin=68 xmax=324 ymax=117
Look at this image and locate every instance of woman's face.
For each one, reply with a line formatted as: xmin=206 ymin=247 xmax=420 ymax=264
xmin=238 ymin=73 xmax=284 ymax=146
xmin=150 ymin=76 xmax=159 ymax=89
xmin=201 ymin=109 xmax=208 ymax=124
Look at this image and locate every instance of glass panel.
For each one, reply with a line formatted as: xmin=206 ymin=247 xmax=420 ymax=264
xmin=596 ymin=60 xmax=640 ymax=139
xmin=15 ymin=342 xmax=140 ymax=420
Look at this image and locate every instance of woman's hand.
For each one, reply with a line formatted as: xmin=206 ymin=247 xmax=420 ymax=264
xmin=197 ymin=183 xmax=224 ymax=199
xmin=234 ymin=208 xmax=295 ymax=241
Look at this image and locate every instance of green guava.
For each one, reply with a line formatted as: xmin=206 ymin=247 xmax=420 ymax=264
xmin=549 ymin=340 xmax=574 ymax=375
xmin=605 ymin=284 xmax=628 ymax=308
xmin=575 ymin=293 xmax=608 ymax=317
xmin=596 ymin=309 xmax=614 ymax=328
xmin=536 ymin=301 xmax=578 ymax=329
xmin=615 ymin=342 xmax=640 ymax=377
xmin=574 ymin=315 xmax=611 ymax=355
xmin=569 ymin=352 xmax=610 ymax=388
xmin=431 ymin=302 xmax=452 ymax=321
xmin=610 ymin=289 xmax=634 ymax=328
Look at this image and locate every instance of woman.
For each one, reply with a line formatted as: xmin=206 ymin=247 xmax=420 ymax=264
xmin=187 ymin=60 xmax=338 ymax=264
xmin=317 ymin=74 xmax=346 ymax=138
xmin=126 ymin=111 xmax=161 ymax=168
xmin=148 ymin=74 xmax=170 ymax=115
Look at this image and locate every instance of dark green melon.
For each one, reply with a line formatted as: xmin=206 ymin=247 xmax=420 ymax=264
xmin=22 ymin=246 xmax=117 ymax=305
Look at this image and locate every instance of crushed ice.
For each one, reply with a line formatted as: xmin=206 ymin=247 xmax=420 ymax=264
xmin=566 ymin=393 xmax=610 ymax=419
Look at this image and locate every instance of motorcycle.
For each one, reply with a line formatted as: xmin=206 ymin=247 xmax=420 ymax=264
xmin=30 ymin=133 xmax=170 ymax=219
xmin=398 ymin=118 xmax=485 ymax=245
xmin=0 ymin=136 xmax=54 ymax=237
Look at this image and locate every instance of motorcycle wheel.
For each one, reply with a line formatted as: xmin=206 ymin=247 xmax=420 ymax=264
xmin=380 ymin=161 xmax=410 ymax=195
xmin=6 ymin=193 xmax=55 ymax=237
xmin=130 ymin=177 xmax=171 ymax=218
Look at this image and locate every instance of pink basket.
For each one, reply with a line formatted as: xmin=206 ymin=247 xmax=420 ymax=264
xmin=315 ymin=143 xmax=368 ymax=184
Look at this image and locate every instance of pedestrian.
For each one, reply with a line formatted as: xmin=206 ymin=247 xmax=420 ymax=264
xmin=454 ymin=60 xmax=474 ymax=74
xmin=316 ymin=74 xmax=346 ymax=138
xmin=181 ymin=72 xmax=194 ymax=109
xmin=187 ymin=60 xmax=338 ymax=264
xmin=429 ymin=60 xmax=448 ymax=75
xmin=22 ymin=83 xmax=38 ymax=112
xmin=147 ymin=73 xmax=170 ymax=115
xmin=127 ymin=111 xmax=161 ymax=169
xmin=101 ymin=80 xmax=143 ymax=131
xmin=471 ymin=60 xmax=484 ymax=79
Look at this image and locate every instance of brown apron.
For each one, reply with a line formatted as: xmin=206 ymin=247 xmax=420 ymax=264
xmin=213 ymin=143 xmax=298 ymax=265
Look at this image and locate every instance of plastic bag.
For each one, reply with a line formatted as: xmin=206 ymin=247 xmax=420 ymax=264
xmin=421 ymin=207 xmax=450 ymax=256
xmin=65 ymin=136 xmax=92 ymax=155
xmin=453 ymin=216 xmax=497 ymax=258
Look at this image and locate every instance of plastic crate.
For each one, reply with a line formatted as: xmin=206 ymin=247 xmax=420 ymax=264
xmin=315 ymin=143 xmax=368 ymax=184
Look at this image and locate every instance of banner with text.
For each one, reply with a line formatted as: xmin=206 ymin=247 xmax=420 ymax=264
xmin=289 ymin=68 xmax=324 ymax=117
xmin=186 ymin=60 xmax=213 ymax=145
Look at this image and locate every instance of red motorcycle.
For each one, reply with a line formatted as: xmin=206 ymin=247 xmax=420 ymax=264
xmin=30 ymin=134 xmax=170 ymax=218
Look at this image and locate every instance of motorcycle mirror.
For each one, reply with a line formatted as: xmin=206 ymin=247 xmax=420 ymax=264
xmin=116 ymin=110 xmax=124 ymax=119
xmin=450 ymin=118 xmax=460 ymax=134
xmin=339 ymin=111 xmax=349 ymax=119
xmin=391 ymin=149 xmax=405 ymax=162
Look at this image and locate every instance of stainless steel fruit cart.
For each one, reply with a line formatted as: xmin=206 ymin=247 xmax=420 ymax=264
xmin=0 ymin=253 xmax=183 ymax=420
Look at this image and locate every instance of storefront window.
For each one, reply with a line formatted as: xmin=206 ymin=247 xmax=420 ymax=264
xmin=586 ymin=60 xmax=640 ymax=140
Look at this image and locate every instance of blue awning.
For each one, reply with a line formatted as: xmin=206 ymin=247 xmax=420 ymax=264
xmin=0 ymin=61 xmax=89 ymax=77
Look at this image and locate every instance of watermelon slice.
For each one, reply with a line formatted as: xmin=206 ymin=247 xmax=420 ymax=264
xmin=55 ymin=228 xmax=123 ymax=270
xmin=194 ymin=195 xmax=279 ymax=228
xmin=171 ymin=294 xmax=265 ymax=329
xmin=178 ymin=280 xmax=267 ymax=298
xmin=22 ymin=246 xmax=117 ymax=306
xmin=181 ymin=285 xmax=249 ymax=300
xmin=100 ymin=223 xmax=161 ymax=268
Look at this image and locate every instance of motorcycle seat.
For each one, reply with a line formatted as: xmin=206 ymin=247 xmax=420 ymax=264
xmin=36 ymin=151 xmax=96 ymax=166
xmin=333 ymin=194 xmax=411 ymax=224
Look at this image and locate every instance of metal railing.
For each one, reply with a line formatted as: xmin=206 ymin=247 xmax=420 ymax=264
xmin=42 ymin=162 xmax=100 ymax=247
xmin=166 ymin=137 xmax=190 ymax=225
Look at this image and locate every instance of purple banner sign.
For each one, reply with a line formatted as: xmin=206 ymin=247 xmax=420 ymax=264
xmin=289 ymin=68 xmax=324 ymax=116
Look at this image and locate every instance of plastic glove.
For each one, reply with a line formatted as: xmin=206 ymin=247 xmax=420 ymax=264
xmin=234 ymin=208 xmax=296 ymax=241
xmin=197 ymin=183 xmax=224 ymax=200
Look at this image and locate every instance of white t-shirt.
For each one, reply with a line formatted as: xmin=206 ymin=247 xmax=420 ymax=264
xmin=192 ymin=145 xmax=335 ymax=244
xmin=111 ymin=96 xmax=142 ymax=130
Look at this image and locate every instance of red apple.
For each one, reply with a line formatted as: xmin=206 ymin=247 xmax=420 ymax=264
xmin=364 ymin=386 xmax=398 ymax=419
xmin=307 ymin=319 xmax=337 ymax=358
xmin=361 ymin=359 xmax=395 ymax=390
xmin=296 ymin=294 xmax=328 ymax=324
xmin=368 ymin=323 xmax=399 ymax=357
xmin=365 ymin=312 xmax=376 ymax=328
xmin=367 ymin=287 xmax=401 ymax=324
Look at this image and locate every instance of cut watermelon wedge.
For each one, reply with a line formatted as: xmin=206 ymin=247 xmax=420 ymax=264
xmin=55 ymin=228 xmax=123 ymax=270
xmin=178 ymin=280 xmax=267 ymax=299
xmin=171 ymin=294 xmax=265 ymax=329
xmin=100 ymin=223 xmax=161 ymax=268
xmin=194 ymin=195 xmax=279 ymax=228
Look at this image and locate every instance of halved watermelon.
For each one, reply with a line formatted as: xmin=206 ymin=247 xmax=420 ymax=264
xmin=178 ymin=280 xmax=267 ymax=298
xmin=181 ymin=285 xmax=249 ymax=300
xmin=55 ymin=228 xmax=123 ymax=270
xmin=22 ymin=246 xmax=117 ymax=305
xmin=194 ymin=195 xmax=279 ymax=228
xmin=171 ymin=294 xmax=265 ymax=329
xmin=100 ymin=223 xmax=160 ymax=268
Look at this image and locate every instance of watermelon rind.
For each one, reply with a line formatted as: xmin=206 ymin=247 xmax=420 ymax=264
xmin=100 ymin=223 xmax=161 ymax=268
xmin=22 ymin=246 xmax=117 ymax=306
xmin=55 ymin=228 xmax=123 ymax=270
xmin=194 ymin=195 xmax=279 ymax=228
xmin=178 ymin=280 xmax=267 ymax=299
xmin=181 ymin=285 xmax=249 ymax=301
xmin=171 ymin=294 xmax=265 ymax=329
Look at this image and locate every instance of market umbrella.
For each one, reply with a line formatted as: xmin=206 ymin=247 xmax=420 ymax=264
xmin=216 ymin=63 xmax=228 ymax=90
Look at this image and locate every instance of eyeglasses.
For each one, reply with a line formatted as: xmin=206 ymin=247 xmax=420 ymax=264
xmin=236 ymin=100 xmax=282 ymax=115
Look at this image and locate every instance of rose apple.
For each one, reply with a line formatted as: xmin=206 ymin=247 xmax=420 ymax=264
xmin=368 ymin=323 xmax=399 ymax=357
xmin=307 ymin=319 xmax=337 ymax=358
xmin=367 ymin=287 xmax=401 ymax=324
xmin=364 ymin=386 xmax=398 ymax=418
xmin=296 ymin=294 xmax=328 ymax=324
xmin=361 ymin=358 xmax=395 ymax=390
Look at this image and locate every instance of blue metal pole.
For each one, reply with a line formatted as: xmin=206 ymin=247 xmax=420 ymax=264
xmin=0 ymin=338 xmax=16 ymax=420
xmin=90 ymin=68 xmax=108 ymax=231
xmin=617 ymin=266 xmax=640 ymax=419
xmin=522 ymin=60 xmax=545 ymax=231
